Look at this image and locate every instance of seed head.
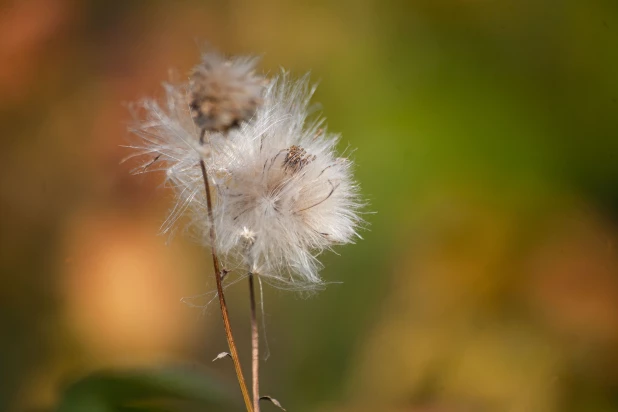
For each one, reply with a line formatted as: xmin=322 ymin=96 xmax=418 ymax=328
xmin=189 ymin=53 xmax=266 ymax=133
xmin=127 ymin=55 xmax=363 ymax=291
xmin=212 ymin=73 xmax=363 ymax=289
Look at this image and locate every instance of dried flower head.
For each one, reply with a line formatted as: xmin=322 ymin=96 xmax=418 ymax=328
xmin=127 ymin=55 xmax=362 ymax=291
xmin=189 ymin=53 xmax=266 ymax=133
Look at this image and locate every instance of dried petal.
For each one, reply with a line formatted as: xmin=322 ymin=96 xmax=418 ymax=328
xmin=260 ymin=396 xmax=286 ymax=411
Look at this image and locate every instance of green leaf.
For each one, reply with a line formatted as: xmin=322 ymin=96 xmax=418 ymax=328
xmin=57 ymin=365 xmax=235 ymax=412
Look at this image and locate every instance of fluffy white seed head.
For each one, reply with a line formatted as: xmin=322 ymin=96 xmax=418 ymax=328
xmin=212 ymin=74 xmax=362 ymax=288
xmin=127 ymin=56 xmax=362 ymax=290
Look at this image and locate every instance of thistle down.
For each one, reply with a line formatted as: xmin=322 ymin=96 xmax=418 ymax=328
xmin=127 ymin=52 xmax=362 ymax=290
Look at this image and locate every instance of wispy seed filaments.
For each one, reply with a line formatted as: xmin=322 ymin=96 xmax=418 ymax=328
xmin=129 ymin=54 xmax=363 ymax=290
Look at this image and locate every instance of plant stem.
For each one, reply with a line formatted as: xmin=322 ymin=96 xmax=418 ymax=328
xmin=248 ymin=273 xmax=260 ymax=412
xmin=199 ymin=129 xmax=253 ymax=412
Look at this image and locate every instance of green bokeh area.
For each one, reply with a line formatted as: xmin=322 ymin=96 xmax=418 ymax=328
xmin=1 ymin=1 xmax=618 ymax=411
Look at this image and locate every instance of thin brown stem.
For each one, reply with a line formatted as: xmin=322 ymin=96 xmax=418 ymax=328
xmin=248 ymin=273 xmax=260 ymax=412
xmin=199 ymin=128 xmax=253 ymax=412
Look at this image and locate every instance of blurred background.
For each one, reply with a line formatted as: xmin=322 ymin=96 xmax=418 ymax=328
xmin=2 ymin=0 xmax=618 ymax=411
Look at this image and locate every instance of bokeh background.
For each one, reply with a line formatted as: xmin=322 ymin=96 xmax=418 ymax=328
xmin=2 ymin=0 xmax=618 ymax=411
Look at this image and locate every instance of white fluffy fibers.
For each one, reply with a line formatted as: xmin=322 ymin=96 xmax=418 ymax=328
xmin=128 ymin=56 xmax=362 ymax=291
xmin=212 ymin=73 xmax=362 ymax=289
